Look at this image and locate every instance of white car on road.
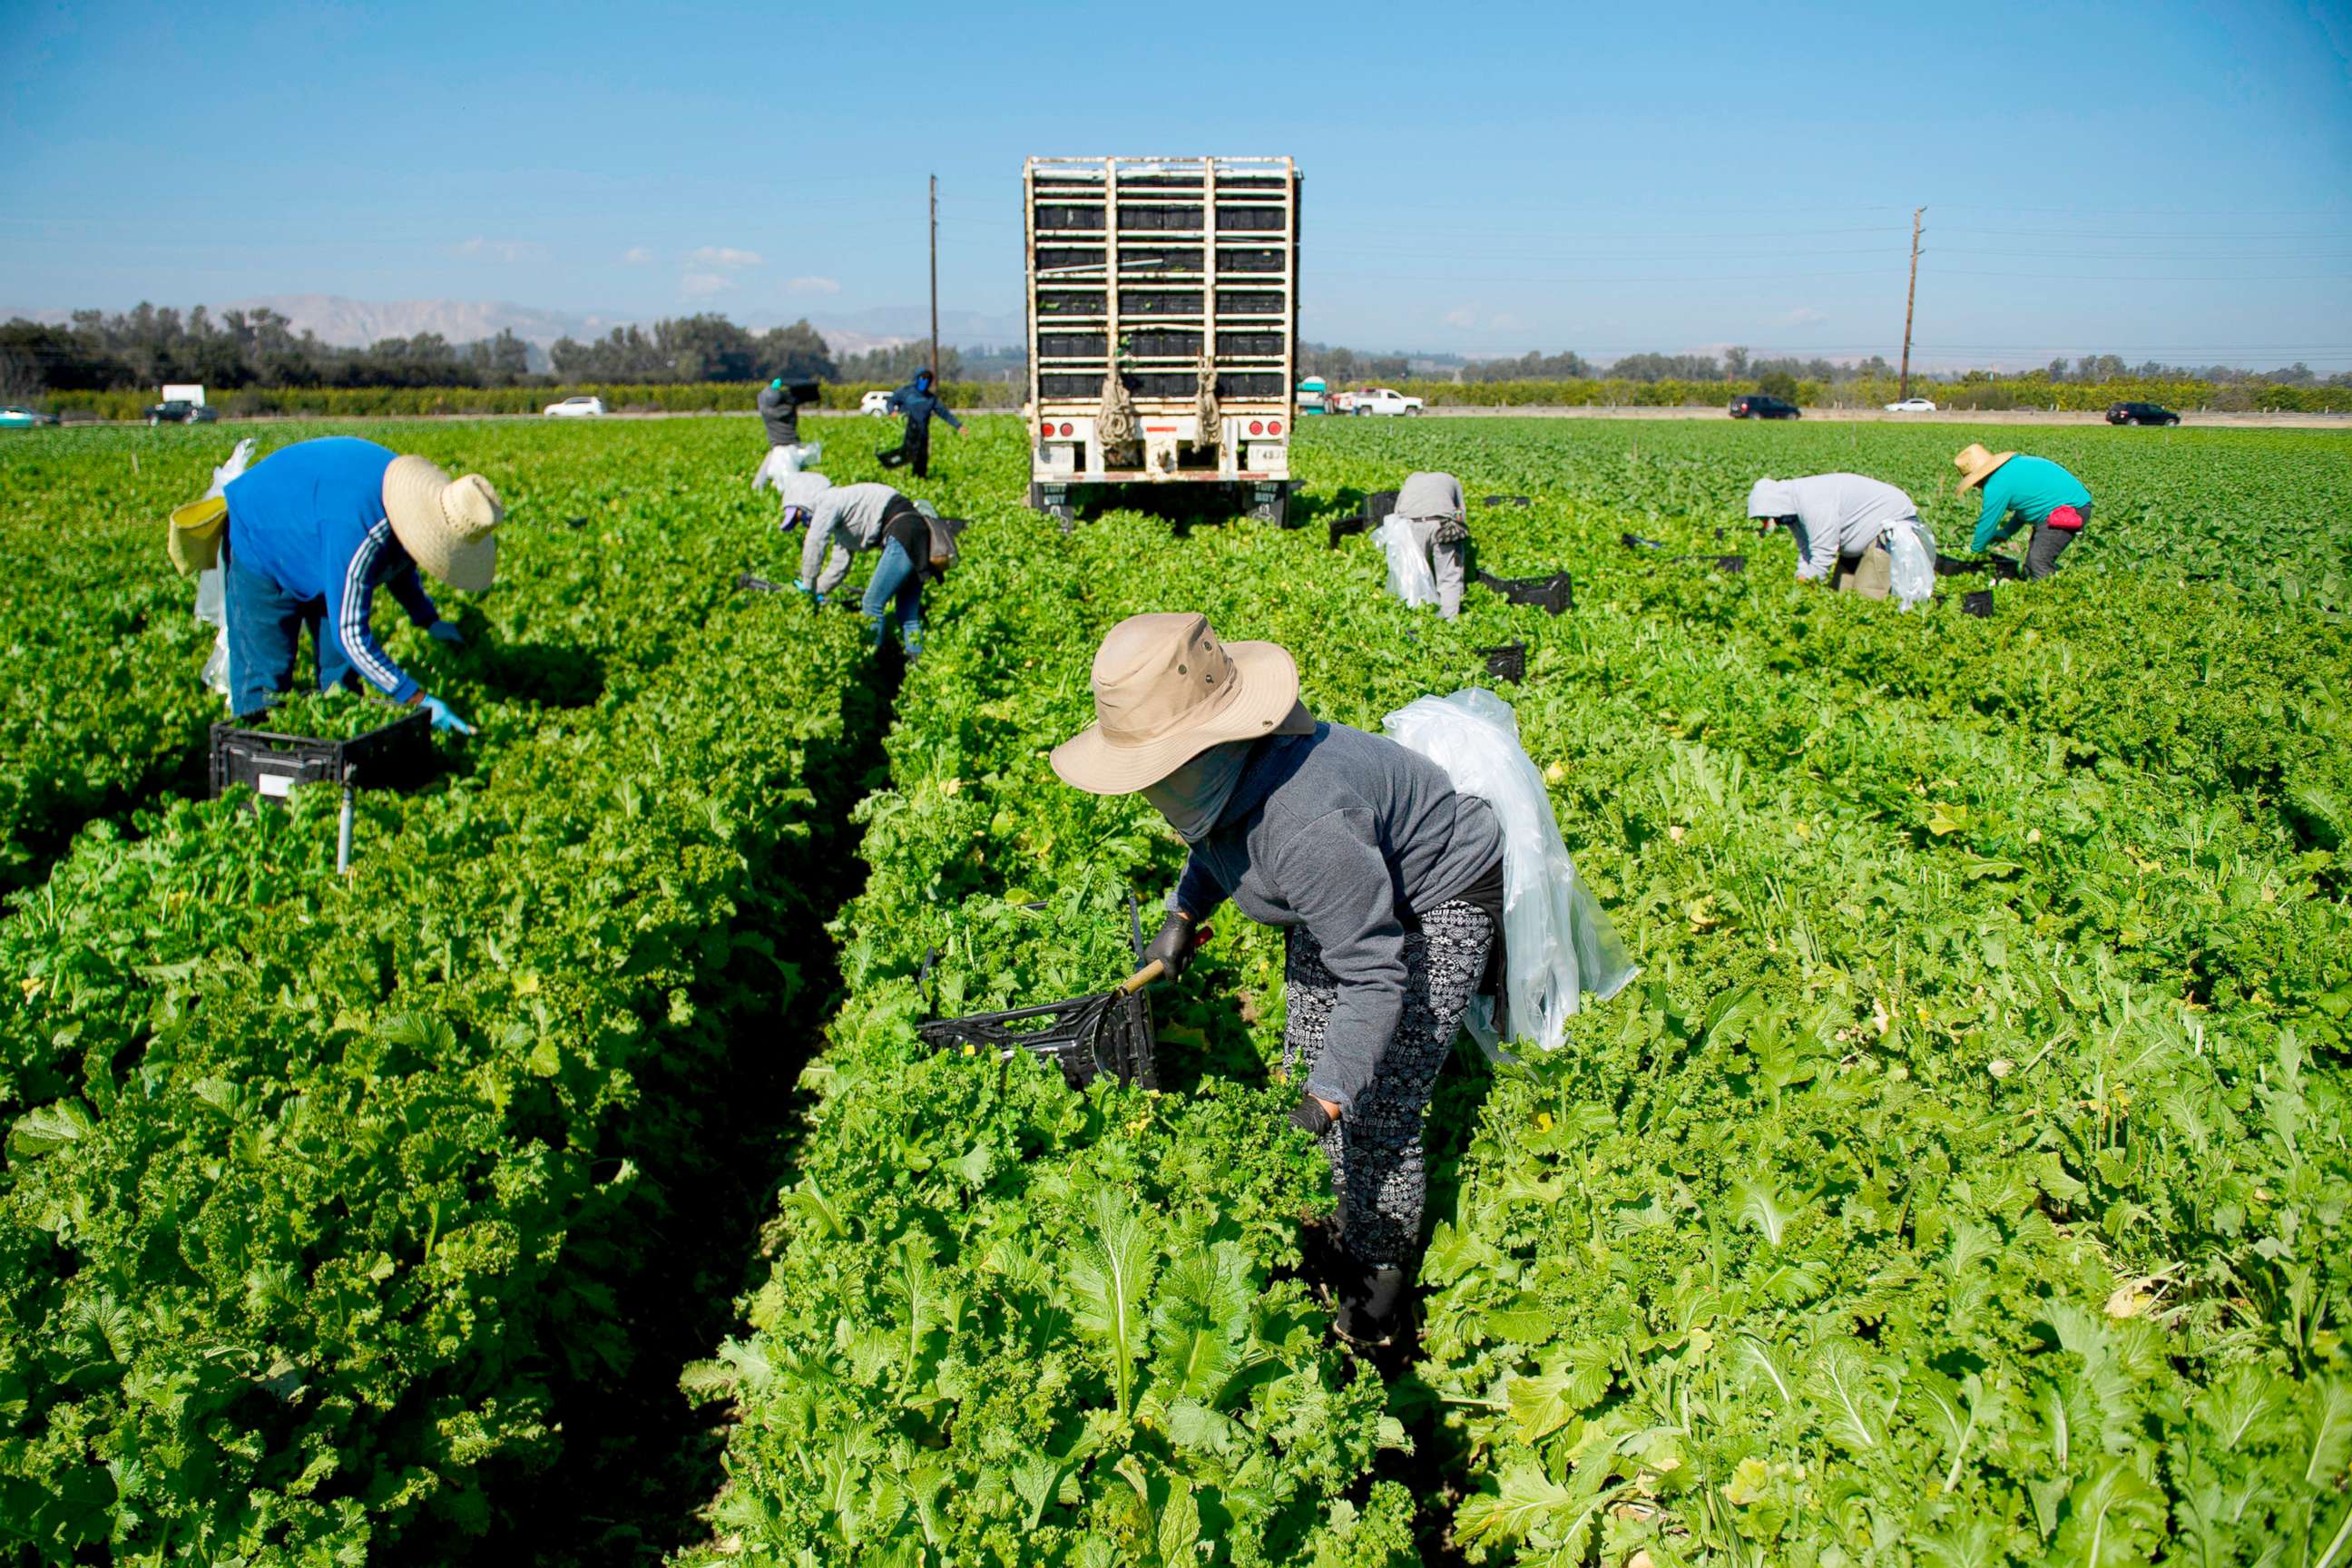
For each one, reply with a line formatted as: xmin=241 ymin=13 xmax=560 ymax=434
xmin=1338 ymin=387 xmax=1425 ymax=416
xmin=860 ymin=389 xmax=895 ymax=416
xmin=1884 ymin=397 xmax=1937 ymax=413
xmin=544 ymin=395 xmax=608 ymax=418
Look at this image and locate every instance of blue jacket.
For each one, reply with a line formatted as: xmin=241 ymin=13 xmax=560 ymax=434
xmin=1969 ymin=456 xmax=2092 ymax=552
xmin=223 ymin=437 xmax=438 ymax=702
xmin=886 ymin=376 xmax=962 ymax=434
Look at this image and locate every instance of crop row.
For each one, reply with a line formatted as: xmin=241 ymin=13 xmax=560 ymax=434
xmin=1 ymin=421 xmax=867 ymax=1562
xmin=681 ymin=418 xmax=2347 ymax=1563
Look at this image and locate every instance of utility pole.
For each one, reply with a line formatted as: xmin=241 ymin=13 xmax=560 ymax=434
xmin=928 ymin=174 xmax=940 ymax=381
xmin=1899 ymin=206 xmax=1924 ymax=400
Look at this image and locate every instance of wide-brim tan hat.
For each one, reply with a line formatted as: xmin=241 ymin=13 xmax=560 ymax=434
xmin=1953 ymin=443 xmax=2017 ymax=493
xmin=383 ymin=456 xmax=501 ymax=592
xmin=1052 ymin=612 xmax=1300 ymax=795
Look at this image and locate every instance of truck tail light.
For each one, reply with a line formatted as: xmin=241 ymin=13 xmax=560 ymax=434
xmin=1249 ymin=419 xmax=1264 ymax=436
xmin=1269 ymin=420 xmax=1283 ymax=436
xmin=1058 ymin=421 xmax=1074 ymax=436
xmin=1040 ymin=424 xmax=1054 ymax=441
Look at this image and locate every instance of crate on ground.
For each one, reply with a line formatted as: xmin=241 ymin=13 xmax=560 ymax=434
xmin=1477 ymin=569 xmax=1574 ymax=615
xmin=1328 ymin=487 xmax=1398 ymax=549
xmin=210 ymin=709 xmax=434 ymax=804
xmin=1480 ymin=641 xmax=1528 ymax=682
xmin=916 ymin=983 xmax=1159 ymax=1091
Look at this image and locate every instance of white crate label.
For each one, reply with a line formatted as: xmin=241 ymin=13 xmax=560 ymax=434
xmin=257 ymin=771 xmax=296 ymax=799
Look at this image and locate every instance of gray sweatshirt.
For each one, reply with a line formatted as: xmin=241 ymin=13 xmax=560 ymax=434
xmin=1746 ymin=473 xmax=1929 ymax=581
xmin=1173 ymin=722 xmax=1504 ymax=1112
xmin=757 ymin=383 xmax=799 ymax=446
xmin=1394 ymin=470 xmax=1465 ymax=522
xmin=799 ymin=482 xmax=906 ymax=593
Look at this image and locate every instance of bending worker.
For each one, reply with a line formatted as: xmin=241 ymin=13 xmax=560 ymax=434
xmin=1955 ymin=443 xmax=2092 ymax=578
xmin=792 ymin=474 xmax=956 ymax=657
xmin=1745 ymin=472 xmax=1935 ymax=596
xmin=1394 ymin=470 xmax=1470 ymax=619
xmin=220 ymin=436 xmax=497 ymax=732
xmin=884 ymin=367 xmax=963 ymax=479
xmin=756 ymin=377 xmax=818 ymax=475
xmin=1051 ymin=612 xmax=1505 ymax=1348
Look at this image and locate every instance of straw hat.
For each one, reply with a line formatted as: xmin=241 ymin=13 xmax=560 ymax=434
xmin=382 ymin=456 xmax=502 ymax=592
xmin=1052 ymin=612 xmax=1300 ymax=794
xmin=1953 ymin=443 xmax=2017 ymax=492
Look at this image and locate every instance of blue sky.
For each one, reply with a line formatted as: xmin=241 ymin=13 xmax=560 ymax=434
xmin=4 ymin=0 xmax=2348 ymax=368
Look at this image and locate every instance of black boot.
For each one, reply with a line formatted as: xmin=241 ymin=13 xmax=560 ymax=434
xmin=1333 ymin=1261 xmax=1411 ymax=1348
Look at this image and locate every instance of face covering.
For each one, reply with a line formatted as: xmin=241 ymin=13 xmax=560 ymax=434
xmin=1142 ymin=704 xmax=1315 ymax=842
xmin=1143 ymin=742 xmax=1250 ymax=843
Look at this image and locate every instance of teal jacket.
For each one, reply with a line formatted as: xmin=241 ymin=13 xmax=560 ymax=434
xmin=1969 ymin=456 xmax=2092 ymax=552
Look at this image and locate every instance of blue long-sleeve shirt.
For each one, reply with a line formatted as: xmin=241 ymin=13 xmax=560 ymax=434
xmin=223 ymin=437 xmax=438 ymax=702
xmin=1969 ymin=456 xmax=2092 ymax=553
xmin=886 ymin=380 xmax=963 ymax=434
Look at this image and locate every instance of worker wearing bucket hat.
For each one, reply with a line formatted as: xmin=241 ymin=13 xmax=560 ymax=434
xmin=1053 ymin=612 xmax=1506 ymax=1348
xmin=1955 ymin=442 xmax=2092 ymax=578
xmin=219 ymin=436 xmax=499 ymax=731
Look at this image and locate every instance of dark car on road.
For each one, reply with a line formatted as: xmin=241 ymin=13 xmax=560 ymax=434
xmin=1730 ymin=394 xmax=1802 ymax=420
xmin=144 ymin=399 xmax=219 ymax=426
xmin=2106 ymin=400 xmax=2180 ymax=426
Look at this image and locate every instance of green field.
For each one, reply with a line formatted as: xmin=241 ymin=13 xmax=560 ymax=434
xmin=2 ymin=416 xmax=2347 ymax=1565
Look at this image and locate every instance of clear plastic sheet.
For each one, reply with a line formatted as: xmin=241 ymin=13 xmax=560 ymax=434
xmin=1384 ymin=688 xmax=1639 ymax=1056
xmin=1374 ymin=514 xmax=1438 ymax=608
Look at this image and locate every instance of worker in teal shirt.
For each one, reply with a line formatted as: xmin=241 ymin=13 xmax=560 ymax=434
xmin=1954 ymin=442 xmax=2092 ymax=578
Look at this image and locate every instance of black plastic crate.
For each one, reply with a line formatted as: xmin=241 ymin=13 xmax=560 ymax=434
xmin=1216 ymin=204 xmax=1286 ymax=231
xmin=1035 ymin=246 xmax=1107 ymax=271
xmin=1216 ymin=329 xmax=1284 ymax=357
xmin=1039 ymin=373 xmax=1102 ymax=399
xmin=1118 ymin=204 xmax=1204 ymax=231
xmin=1478 ymin=569 xmax=1574 ymax=615
xmin=1219 ymin=249 xmax=1285 ymax=273
xmin=1037 ymin=331 xmax=1109 ymax=359
xmin=916 ymin=986 xmax=1158 ymax=1092
xmin=1216 ymin=371 xmax=1286 ymax=397
xmin=210 ymin=708 xmax=433 ymax=804
xmin=1933 ymin=553 xmax=2024 ymax=581
xmin=1482 ymin=495 xmax=1532 ymax=507
xmin=784 ymin=380 xmax=820 ymax=405
xmin=1964 ymin=590 xmax=1994 ymax=618
xmin=1481 ymin=641 xmax=1528 ymax=681
xmin=1713 ymin=554 xmax=1749 ymax=574
xmin=1034 ymin=203 xmax=1105 ymax=231
xmin=1128 ymin=328 xmax=1204 ymax=358
xmin=736 ymin=573 xmax=789 ymax=593
xmin=1215 ymin=290 xmax=1286 ymax=316
xmin=1037 ymin=290 xmax=1105 ymax=317
xmin=1117 ymin=247 xmax=1203 ymax=273
xmin=1119 ymin=289 xmax=1203 ymax=317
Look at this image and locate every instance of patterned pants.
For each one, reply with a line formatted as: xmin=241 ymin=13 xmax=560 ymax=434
xmin=1283 ymin=900 xmax=1494 ymax=1269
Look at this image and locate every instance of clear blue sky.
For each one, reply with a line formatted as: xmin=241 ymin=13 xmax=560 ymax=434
xmin=5 ymin=0 xmax=2348 ymax=368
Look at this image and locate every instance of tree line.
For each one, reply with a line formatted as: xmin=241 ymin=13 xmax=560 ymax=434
xmin=4 ymin=303 xmax=2342 ymax=402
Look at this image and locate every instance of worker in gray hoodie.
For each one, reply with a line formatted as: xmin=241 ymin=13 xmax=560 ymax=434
xmin=1393 ymin=470 xmax=1470 ymax=618
xmin=1746 ymin=473 xmax=1935 ymax=598
xmin=1052 ymin=612 xmax=1507 ymax=1348
xmin=792 ymin=475 xmax=951 ymax=655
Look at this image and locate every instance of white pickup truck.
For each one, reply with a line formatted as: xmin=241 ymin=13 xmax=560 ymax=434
xmin=1332 ymin=386 xmax=1424 ymax=416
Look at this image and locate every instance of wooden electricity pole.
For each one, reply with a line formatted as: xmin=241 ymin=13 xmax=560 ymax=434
xmin=1898 ymin=206 xmax=1924 ymax=400
xmin=928 ymin=174 xmax=940 ymax=380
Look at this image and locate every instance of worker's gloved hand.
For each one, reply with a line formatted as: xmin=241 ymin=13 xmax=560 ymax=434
xmin=794 ymin=578 xmax=825 ymax=607
xmin=1142 ymin=911 xmax=1200 ymax=980
xmin=426 ymin=619 xmax=466 ymax=647
xmin=417 ymin=694 xmax=474 ymax=736
xmin=1289 ymin=1093 xmax=1336 ymax=1137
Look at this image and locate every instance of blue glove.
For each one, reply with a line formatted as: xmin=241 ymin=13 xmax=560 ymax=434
xmin=795 ymin=578 xmax=824 ymax=607
xmin=417 ymin=694 xmax=474 ymax=735
xmin=426 ymin=620 xmax=466 ymax=646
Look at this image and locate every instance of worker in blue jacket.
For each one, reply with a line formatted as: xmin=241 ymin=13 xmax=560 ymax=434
xmin=1955 ymin=443 xmax=2092 ymax=578
xmin=883 ymin=368 xmax=963 ymax=478
xmin=220 ymin=436 xmax=502 ymax=731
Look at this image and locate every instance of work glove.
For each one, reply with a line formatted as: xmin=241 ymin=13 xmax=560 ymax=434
xmin=1289 ymin=1093 xmax=1336 ymax=1137
xmin=1142 ymin=911 xmax=1201 ymax=981
xmin=417 ymin=694 xmax=474 ymax=736
xmin=426 ymin=619 xmax=466 ymax=647
xmin=794 ymin=578 xmax=825 ymax=608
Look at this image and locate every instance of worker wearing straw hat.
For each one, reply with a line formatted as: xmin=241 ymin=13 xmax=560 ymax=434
xmin=1955 ymin=443 xmax=2092 ymax=578
xmin=219 ymin=436 xmax=499 ymax=732
xmin=1053 ymin=612 xmax=1507 ymax=1348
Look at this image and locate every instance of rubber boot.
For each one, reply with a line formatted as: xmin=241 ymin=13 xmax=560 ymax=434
xmin=1333 ymin=1261 xmax=1411 ymax=1348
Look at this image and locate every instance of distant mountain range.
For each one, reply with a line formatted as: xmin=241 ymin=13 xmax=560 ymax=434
xmin=0 ymin=294 xmax=1025 ymax=358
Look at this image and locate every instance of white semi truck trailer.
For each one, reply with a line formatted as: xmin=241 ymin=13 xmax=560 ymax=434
xmin=1024 ymin=156 xmax=1301 ymax=527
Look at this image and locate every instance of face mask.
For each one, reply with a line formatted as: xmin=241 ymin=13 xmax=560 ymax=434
xmin=1142 ymin=742 xmax=1251 ymax=843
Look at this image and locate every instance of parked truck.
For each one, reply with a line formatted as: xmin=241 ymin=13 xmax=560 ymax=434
xmin=1024 ymin=155 xmax=1301 ymax=526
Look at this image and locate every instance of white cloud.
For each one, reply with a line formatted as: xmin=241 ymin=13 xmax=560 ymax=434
xmin=1487 ymin=312 xmax=1522 ymax=332
xmin=621 ymin=246 xmax=653 ymax=265
xmin=786 ymin=275 xmax=841 ymax=294
xmin=1442 ymin=305 xmax=1478 ymax=329
xmin=681 ymin=271 xmax=736 ymax=298
xmin=689 ymin=245 xmax=763 ymax=268
xmin=451 ymin=237 xmax=541 ymax=263
xmin=1776 ymin=307 xmax=1829 ymax=328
